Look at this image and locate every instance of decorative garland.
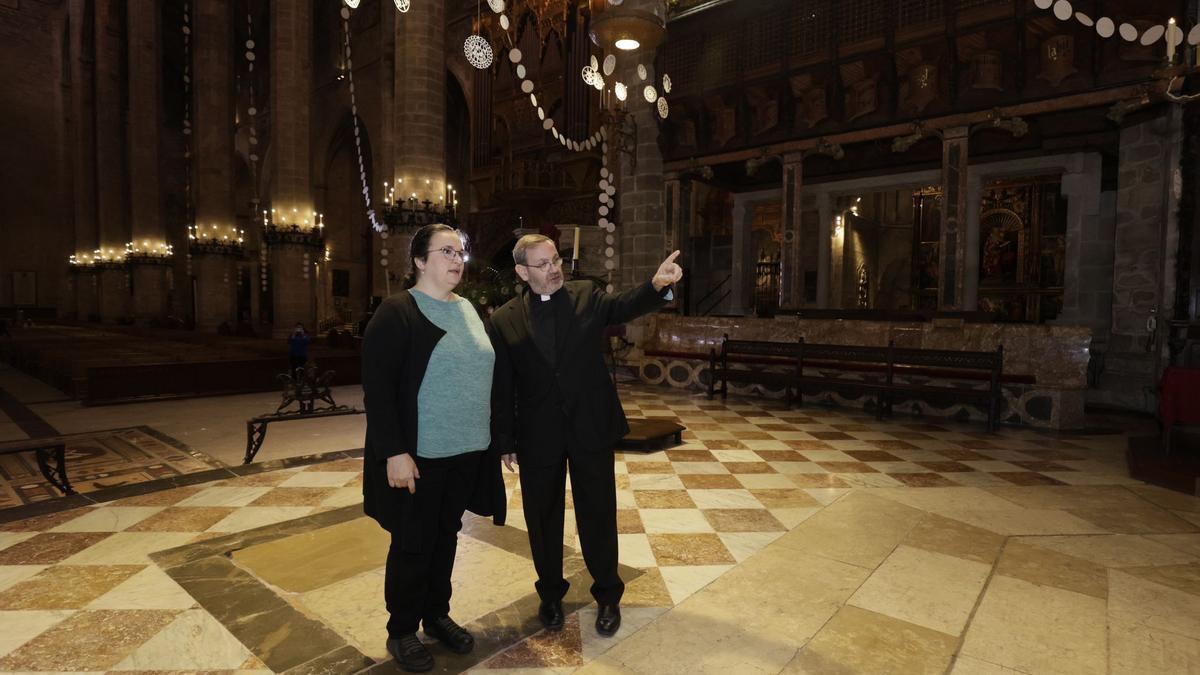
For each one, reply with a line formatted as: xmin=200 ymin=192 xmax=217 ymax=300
xmin=183 ymin=1 xmax=194 ymax=278
xmin=340 ymin=4 xmax=385 ymax=239
xmin=1033 ymin=0 xmax=1197 ymax=51
xmin=476 ymin=1 xmax=662 ymax=287
xmin=242 ymin=5 xmax=268 ymax=294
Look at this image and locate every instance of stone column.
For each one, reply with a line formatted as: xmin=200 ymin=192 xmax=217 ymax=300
xmin=193 ymin=254 xmax=236 ymax=331
xmin=373 ymin=0 xmax=447 ymax=300
xmin=1056 ymin=153 xmax=1106 ymax=330
xmin=74 ymin=270 xmax=99 ymax=322
xmin=663 ymin=170 xmax=682 ymax=297
xmin=816 ymin=190 xmax=832 ymax=308
xmin=729 ymin=195 xmax=752 ymax=315
xmin=392 ymin=0 xmax=445 ymax=193
xmin=938 ymin=126 xmax=970 ymax=310
xmin=964 ymin=176 xmax=983 ymax=311
xmin=268 ymin=0 xmax=316 ymax=336
xmin=616 ymin=80 xmax=667 ymax=350
xmin=97 ymin=267 xmax=130 ymax=321
xmin=95 ymin=0 xmax=130 ymax=321
xmin=67 ymin=0 xmax=98 ymax=319
xmin=192 ymin=0 xmax=237 ymax=330
xmin=268 ymin=239 xmax=318 ymax=336
xmin=128 ymin=0 xmax=169 ymax=321
xmin=782 ymin=154 xmax=804 ymax=307
xmin=664 ymin=173 xmax=682 ymax=255
xmin=1099 ymin=109 xmax=1184 ymax=411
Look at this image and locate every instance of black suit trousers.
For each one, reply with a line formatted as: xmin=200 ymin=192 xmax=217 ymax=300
xmin=519 ymin=445 xmax=624 ymax=605
xmin=384 ymin=450 xmax=481 ymax=637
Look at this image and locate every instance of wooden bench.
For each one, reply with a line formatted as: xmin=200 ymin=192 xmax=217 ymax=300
xmin=796 ymin=341 xmax=893 ymax=416
xmin=708 ymin=335 xmax=802 ymax=405
xmin=0 ymin=439 xmax=74 ymax=496
xmin=885 ymin=344 xmax=1004 ymax=431
xmin=705 ymin=335 xmax=1005 ymax=430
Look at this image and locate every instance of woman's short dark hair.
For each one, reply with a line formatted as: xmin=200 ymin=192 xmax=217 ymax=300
xmin=406 ymin=223 xmax=468 ymax=287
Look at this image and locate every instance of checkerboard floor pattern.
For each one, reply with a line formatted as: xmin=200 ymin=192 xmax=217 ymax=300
xmin=0 ymin=383 xmax=1150 ymax=672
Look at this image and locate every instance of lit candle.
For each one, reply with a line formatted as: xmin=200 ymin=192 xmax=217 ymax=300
xmin=572 ymin=226 xmax=580 ymax=260
xmin=1167 ymin=18 xmax=1177 ymax=63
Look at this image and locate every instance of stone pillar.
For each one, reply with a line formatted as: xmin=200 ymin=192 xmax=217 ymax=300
xmin=617 ymin=105 xmax=667 ymax=291
xmin=269 ymin=0 xmax=312 ymax=212
xmin=74 ymin=270 xmax=99 ymax=322
xmin=938 ymin=126 xmax=969 ymax=310
xmin=664 ymin=172 xmax=683 ymax=303
xmin=95 ymin=0 xmax=130 ymax=321
xmin=1099 ymin=110 xmax=1184 ymax=411
xmin=269 ymin=244 xmax=318 ymax=336
xmin=192 ymin=0 xmax=237 ymax=330
xmin=269 ymin=0 xmax=316 ymax=335
xmin=128 ymin=0 xmax=169 ymax=322
xmin=816 ymin=191 xmax=832 ymax=308
xmin=97 ymin=267 xmax=129 ymax=321
xmin=615 ymin=47 xmax=668 ymax=351
xmin=193 ymin=254 xmax=236 ymax=331
xmin=782 ymin=154 xmax=804 ymax=307
xmin=1057 ymin=153 xmax=1107 ymax=331
xmin=67 ymin=0 xmax=98 ymax=318
xmin=664 ymin=174 xmax=682 ymax=255
xmin=964 ymin=176 xmax=983 ymax=311
xmin=131 ymin=264 xmax=170 ymax=319
xmin=392 ymin=0 xmax=445 ymax=193
xmin=730 ymin=195 xmax=753 ymax=315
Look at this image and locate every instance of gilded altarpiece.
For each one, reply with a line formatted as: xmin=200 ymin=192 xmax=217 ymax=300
xmin=976 ymin=177 xmax=1066 ymax=323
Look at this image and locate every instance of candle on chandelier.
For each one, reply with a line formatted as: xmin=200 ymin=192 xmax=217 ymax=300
xmin=572 ymin=226 xmax=580 ymax=260
xmin=1167 ymin=18 xmax=1176 ymax=63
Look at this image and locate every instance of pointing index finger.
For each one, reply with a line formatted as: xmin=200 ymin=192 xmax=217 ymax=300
xmin=663 ymin=250 xmax=681 ymax=265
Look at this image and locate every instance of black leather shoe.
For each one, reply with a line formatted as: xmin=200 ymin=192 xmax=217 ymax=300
xmin=596 ymin=604 xmax=621 ymax=637
xmin=538 ymin=599 xmax=565 ymax=631
xmin=387 ymin=634 xmax=433 ymax=673
xmin=423 ymin=615 xmax=474 ymax=654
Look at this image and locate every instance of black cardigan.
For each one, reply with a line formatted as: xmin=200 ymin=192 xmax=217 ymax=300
xmin=360 ymin=291 xmax=507 ymax=549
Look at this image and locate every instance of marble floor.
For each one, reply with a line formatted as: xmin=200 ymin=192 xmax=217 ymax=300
xmin=0 ymin=373 xmax=1198 ymax=673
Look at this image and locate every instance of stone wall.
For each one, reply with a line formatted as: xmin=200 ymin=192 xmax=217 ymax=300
xmin=1099 ymin=110 xmax=1184 ymax=411
xmin=0 ymin=3 xmax=72 ymax=310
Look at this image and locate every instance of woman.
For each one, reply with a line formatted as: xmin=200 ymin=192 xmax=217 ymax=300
xmin=361 ymin=223 xmax=507 ymax=673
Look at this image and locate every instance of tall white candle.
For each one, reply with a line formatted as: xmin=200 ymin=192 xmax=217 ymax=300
xmin=1168 ymin=18 xmax=1177 ymax=63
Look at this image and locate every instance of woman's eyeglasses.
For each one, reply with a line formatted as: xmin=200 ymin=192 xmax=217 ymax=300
xmin=428 ymin=246 xmax=469 ymax=262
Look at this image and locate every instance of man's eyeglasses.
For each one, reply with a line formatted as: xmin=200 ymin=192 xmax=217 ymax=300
xmin=428 ymin=246 xmax=470 ymax=262
xmin=520 ymin=256 xmax=563 ymax=272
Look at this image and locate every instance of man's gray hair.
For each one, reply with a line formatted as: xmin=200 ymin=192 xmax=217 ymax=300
xmin=512 ymin=234 xmax=555 ymax=265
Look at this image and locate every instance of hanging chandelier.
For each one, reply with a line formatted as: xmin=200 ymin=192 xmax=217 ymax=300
xmin=584 ymin=0 xmax=671 ymax=119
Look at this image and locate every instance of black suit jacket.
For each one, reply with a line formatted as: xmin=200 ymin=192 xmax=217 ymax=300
xmin=490 ymin=280 xmax=668 ymax=466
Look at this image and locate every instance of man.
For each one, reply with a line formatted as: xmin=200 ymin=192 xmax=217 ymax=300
xmin=288 ymin=323 xmax=311 ymax=373
xmin=490 ymin=234 xmax=683 ymax=637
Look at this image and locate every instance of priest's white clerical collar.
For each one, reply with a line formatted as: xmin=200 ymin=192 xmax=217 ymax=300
xmin=539 ymin=294 xmax=551 ymax=302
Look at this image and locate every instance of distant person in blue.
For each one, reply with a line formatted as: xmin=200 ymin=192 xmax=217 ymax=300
xmin=361 ymin=223 xmax=506 ymax=673
xmin=288 ymin=323 xmax=310 ymax=373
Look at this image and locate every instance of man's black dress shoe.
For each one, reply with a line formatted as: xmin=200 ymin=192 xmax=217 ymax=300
xmin=423 ymin=615 xmax=475 ymax=654
xmin=387 ymin=634 xmax=433 ymax=673
xmin=596 ymin=604 xmax=621 ymax=636
xmin=538 ymin=599 xmax=565 ymax=631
